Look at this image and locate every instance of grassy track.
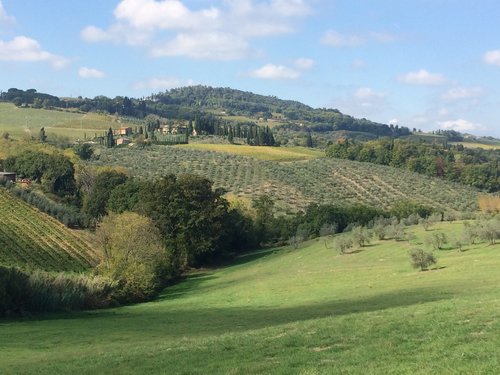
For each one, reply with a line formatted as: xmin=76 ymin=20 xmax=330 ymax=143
xmin=177 ymin=143 xmax=324 ymax=161
xmin=1 ymin=221 xmax=500 ymax=374
xmin=0 ymin=188 xmax=97 ymax=271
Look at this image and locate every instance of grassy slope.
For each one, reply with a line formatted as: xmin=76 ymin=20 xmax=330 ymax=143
xmin=0 ymin=188 xmax=97 ymax=271
xmin=0 ymin=103 xmax=119 ymax=141
xmin=177 ymin=143 xmax=324 ymax=161
xmin=1 ymin=221 xmax=499 ymax=374
xmin=94 ymin=145 xmax=480 ymax=214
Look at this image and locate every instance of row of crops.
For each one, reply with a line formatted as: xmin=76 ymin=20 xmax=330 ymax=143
xmin=94 ymin=146 xmax=480 ymax=214
xmin=0 ymin=189 xmax=98 ymax=272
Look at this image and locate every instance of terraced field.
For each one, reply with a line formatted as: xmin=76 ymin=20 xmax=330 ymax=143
xmin=0 ymin=188 xmax=97 ymax=271
xmin=94 ymin=146 xmax=479 ymax=214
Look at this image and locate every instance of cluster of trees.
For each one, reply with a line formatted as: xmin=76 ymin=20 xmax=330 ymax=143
xmin=3 ymin=150 xmax=76 ymax=197
xmin=0 ymin=88 xmax=60 ymax=108
xmin=326 ymin=138 xmax=500 ymax=191
xmin=195 ymin=115 xmax=276 ymax=145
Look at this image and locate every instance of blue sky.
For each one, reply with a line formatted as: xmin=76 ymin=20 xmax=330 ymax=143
xmin=1 ymin=0 xmax=500 ymax=137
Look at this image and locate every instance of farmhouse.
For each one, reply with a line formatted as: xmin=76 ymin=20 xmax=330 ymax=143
xmin=119 ymin=127 xmax=133 ymax=136
xmin=160 ymin=124 xmax=187 ymax=135
xmin=116 ymin=137 xmax=131 ymax=146
xmin=0 ymin=172 xmax=16 ymax=182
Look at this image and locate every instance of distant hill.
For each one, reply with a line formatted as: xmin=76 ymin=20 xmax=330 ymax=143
xmin=0 ymin=188 xmax=97 ymax=272
xmin=1 ymin=86 xmax=411 ymax=141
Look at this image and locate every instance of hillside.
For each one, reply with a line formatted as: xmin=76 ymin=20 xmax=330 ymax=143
xmin=2 ymin=221 xmax=500 ymax=373
xmin=0 ymin=188 xmax=97 ymax=272
xmin=93 ymin=145 xmax=480 ymax=214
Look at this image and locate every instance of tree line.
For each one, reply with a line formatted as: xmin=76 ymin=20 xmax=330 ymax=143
xmin=326 ymin=138 xmax=500 ymax=192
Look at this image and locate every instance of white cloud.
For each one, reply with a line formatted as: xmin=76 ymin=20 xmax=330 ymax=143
xmin=81 ymin=0 xmax=312 ymax=60
xmin=437 ymin=119 xmax=482 ymax=132
xmin=249 ymin=63 xmax=300 ymax=80
xmin=133 ymin=77 xmax=198 ymax=90
xmin=442 ymin=86 xmax=483 ymax=101
xmin=321 ymin=30 xmax=398 ymax=47
xmin=295 ymin=57 xmax=314 ymax=70
xmin=0 ymin=36 xmax=69 ymax=69
xmin=398 ymin=69 xmax=447 ymax=86
xmin=321 ymin=30 xmax=363 ymax=47
xmin=483 ymin=50 xmax=500 ymax=66
xmin=388 ymin=118 xmax=399 ymax=125
xmin=0 ymin=1 xmax=14 ymax=24
xmin=79 ymin=67 xmax=105 ymax=79
xmin=332 ymin=86 xmax=389 ymax=119
xmin=151 ymin=32 xmax=250 ymax=60
xmin=351 ymin=59 xmax=366 ymax=69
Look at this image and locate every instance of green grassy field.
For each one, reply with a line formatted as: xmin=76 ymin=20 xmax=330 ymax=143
xmin=0 ymin=103 xmax=120 ymax=141
xmin=1 ymin=221 xmax=500 ymax=374
xmin=0 ymin=188 xmax=97 ymax=271
xmin=93 ymin=145 xmax=480 ymax=214
xmin=177 ymin=143 xmax=324 ymax=161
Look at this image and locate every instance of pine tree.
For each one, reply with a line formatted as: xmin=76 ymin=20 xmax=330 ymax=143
xmin=228 ymin=126 xmax=234 ymax=143
xmin=106 ymin=128 xmax=114 ymax=148
xmin=306 ymin=131 xmax=313 ymax=148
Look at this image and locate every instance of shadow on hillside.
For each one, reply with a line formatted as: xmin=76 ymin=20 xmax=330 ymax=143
xmin=9 ymin=286 xmax=456 ymax=337
xmin=151 ymin=287 xmax=454 ymax=336
xmin=228 ymin=247 xmax=278 ymax=267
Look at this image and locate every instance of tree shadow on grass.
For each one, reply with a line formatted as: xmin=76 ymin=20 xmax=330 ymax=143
xmin=3 ymin=286 xmax=455 ymax=337
xmin=124 ymin=286 xmax=456 ymax=337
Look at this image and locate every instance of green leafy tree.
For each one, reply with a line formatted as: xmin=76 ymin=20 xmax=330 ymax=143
xmin=73 ymin=143 xmax=94 ymax=160
xmin=409 ymin=248 xmax=437 ymax=271
xmin=83 ymin=170 xmax=128 ymax=219
xmin=96 ymin=212 xmax=173 ymax=302
xmin=137 ymin=174 xmax=230 ymax=268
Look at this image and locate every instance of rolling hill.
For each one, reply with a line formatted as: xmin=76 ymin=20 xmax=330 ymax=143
xmin=0 ymin=188 xmax=97 ymax=272
xmin=1 ymin=221 xmax=499 ymax=373
xmin=92 ymin=145 xmax=480 ymax=214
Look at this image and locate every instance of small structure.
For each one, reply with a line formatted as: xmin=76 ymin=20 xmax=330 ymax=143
xmin=0 ymin=172 xmax=16 ymax=182
xmin=18 ymin=178 xmax=32 ymax=188
xmin=116 ymin=137 xmax=131 ymax=146
xmin=119 ymin=127 xmax=133 ymax=136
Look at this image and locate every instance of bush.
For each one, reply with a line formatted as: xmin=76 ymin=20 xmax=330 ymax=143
xmin=0 ymin=265 xmax=116 ymax=316
xmin=409 ymin=248 xmax=437 ymax=271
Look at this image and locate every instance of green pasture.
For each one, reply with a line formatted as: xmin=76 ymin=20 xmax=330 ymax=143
xmin=0 ymin=103 xmax=120 ymax=141
xmin=1 ymin=221 xmax=500 ymax=374
xmin=176 ymin=143 xmax=324 ymax=161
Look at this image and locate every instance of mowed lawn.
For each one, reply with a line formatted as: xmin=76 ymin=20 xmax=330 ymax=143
xmin=176 ymin=143 xmax=324 ymax=161
xmin=1 ymin=221 xmax=500 ymax=374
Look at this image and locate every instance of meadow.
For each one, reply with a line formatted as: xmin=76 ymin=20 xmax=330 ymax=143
xmin=0 ymin=103 xmax=119 ymax=141
xmin=177 ymin=143 xmax=324 ymax=161
xmin=0 ymin=188 xmax=96 ymax=271
xmin=1 ymin=221 xmax=499 ymax=374
xmin=93 ymin=145 xmax=480 ymax=214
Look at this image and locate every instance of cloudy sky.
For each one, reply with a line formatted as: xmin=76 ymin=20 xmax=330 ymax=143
xmin=1 ymin=0 xmax=500 ymax=136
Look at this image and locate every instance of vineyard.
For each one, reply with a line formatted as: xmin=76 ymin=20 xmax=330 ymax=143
xmin=93 ymin=145 xmax=480 ymax=214
xmin=0 ymin=188 xmax=98 ymax=271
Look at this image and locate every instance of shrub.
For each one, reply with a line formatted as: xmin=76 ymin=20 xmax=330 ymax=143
xmin=0 ymin=265 xmax=116 ymax=316
xmin=409 ymin=248 xmax=437 ymax=271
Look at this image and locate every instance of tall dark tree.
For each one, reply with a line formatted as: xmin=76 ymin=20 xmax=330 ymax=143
xmin=106 ymin=128 xmax=114 ymax=148
xmin=39 ymin=127 xmax=47 ymax=143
